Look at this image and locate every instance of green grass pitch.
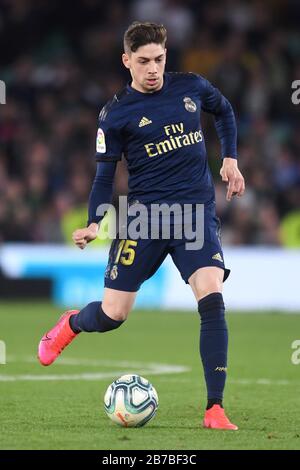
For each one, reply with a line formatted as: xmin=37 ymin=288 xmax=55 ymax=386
xmin=1 ymin=302 xmax=300 ymax=450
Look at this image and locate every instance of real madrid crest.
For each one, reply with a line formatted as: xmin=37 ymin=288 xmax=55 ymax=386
xmin=183 ymin=96 xmax=197 ymax=112
xmin=110 ymin=264 xmax=118 ymax=280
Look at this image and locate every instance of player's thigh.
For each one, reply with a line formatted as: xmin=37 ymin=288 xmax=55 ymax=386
xmin=169 ymin=201 xmax=230 ymax=299
xmin=188 ymin=266 xmax=224 ymax=302
xmin=105 ymin=237 xmax=168 ymax=292
xmin=102 ymin=287 xmax=137 ymax=321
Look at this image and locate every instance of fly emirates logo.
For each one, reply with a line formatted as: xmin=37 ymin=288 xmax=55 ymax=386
xmin=144 ymin=122 xmax=203 ymax=158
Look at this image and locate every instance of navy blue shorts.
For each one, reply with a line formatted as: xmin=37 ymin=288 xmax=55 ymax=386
xmin=104 ymin=201 xmax=230 ymax=292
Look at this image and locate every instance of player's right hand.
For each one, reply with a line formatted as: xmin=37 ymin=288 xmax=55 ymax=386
xmin=72 ymin=223 xmax=99 ymax=249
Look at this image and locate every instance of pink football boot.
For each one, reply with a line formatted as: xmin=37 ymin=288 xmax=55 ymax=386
xmin=38 ymin=310 xmax=79 ymax=366
xmin=203 ymin=405 xmax=238 ymax=430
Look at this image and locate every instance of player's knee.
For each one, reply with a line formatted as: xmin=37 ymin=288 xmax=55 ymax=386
xmin=102 ymin=301 xmax=130 ymax=322
xmin=108 ymin=309 xmax=129 ymax=322
xmin=196 ymin=278 xmax=222 ymax=301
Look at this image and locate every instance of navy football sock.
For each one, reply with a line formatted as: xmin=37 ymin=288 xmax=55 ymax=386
xmin=69 ymin=301 xmax=124 ymax=333
xmin=198 ymin=293 xmax=228 ymax=407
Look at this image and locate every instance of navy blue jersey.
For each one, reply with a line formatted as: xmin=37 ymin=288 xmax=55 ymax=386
xmin=95 ymin=72 xmax=237 ymax=205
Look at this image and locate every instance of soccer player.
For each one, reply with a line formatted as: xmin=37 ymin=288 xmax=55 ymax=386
xmin=38 ymin=22 xmax=245 ymax=430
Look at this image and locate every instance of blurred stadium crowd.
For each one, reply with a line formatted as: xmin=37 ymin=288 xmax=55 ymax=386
xmin=0 ymin=0 xmax=299 ymax=245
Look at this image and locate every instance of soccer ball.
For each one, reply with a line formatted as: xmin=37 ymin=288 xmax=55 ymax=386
xmin=104 ymin=374 xmax=158 ymax=427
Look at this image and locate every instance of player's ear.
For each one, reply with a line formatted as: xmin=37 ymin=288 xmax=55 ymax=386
xmin=122 ymin=53 xmax=130 ymax=69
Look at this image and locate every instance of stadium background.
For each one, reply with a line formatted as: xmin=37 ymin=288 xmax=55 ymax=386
xmin=0 ymin=0 xmax=300 ymax=309
xmin=0 ymin=0 xmax=300 ymax=451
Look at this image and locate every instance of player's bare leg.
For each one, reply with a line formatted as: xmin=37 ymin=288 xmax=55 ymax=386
xmin=38 ymin=289 xmax=136 ymax=366
xmin=102 ymin=288 xmax=136 ymax=321
xmin=189 ymin=266 xmax=223 ymax=301
xmin=189 ymin=266 xmax=238 ymax=430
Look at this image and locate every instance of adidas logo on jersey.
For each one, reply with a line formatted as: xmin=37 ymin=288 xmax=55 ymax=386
xmin=139 ymin=116 xmax=152 ymax=127
xmin=212 ymin=252 xmax=223 ymax=262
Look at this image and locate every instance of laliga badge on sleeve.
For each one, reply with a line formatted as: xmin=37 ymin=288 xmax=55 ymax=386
xmin=96 ymin=128 xmax=106 ymax=153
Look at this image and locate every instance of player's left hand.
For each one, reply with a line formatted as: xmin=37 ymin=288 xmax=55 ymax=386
xmin=220 ymin=157 xmax=245 ymax=201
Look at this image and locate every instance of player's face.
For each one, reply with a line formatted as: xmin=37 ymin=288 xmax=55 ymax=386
xmin=122 ymin=43 xmax=166 ymax=93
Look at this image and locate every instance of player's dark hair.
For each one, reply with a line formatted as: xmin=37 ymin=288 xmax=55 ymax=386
xmin=124 ymin=21 xmax=167 ymax=53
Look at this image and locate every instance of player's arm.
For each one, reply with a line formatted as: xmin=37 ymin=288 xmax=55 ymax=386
xmin=72 ymin=161 xmax=117 ymax=249
xmin=72 ymin=100 xmax=123 ymax=249
xmin=200 ymin=77 xmax=245 ymax=201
